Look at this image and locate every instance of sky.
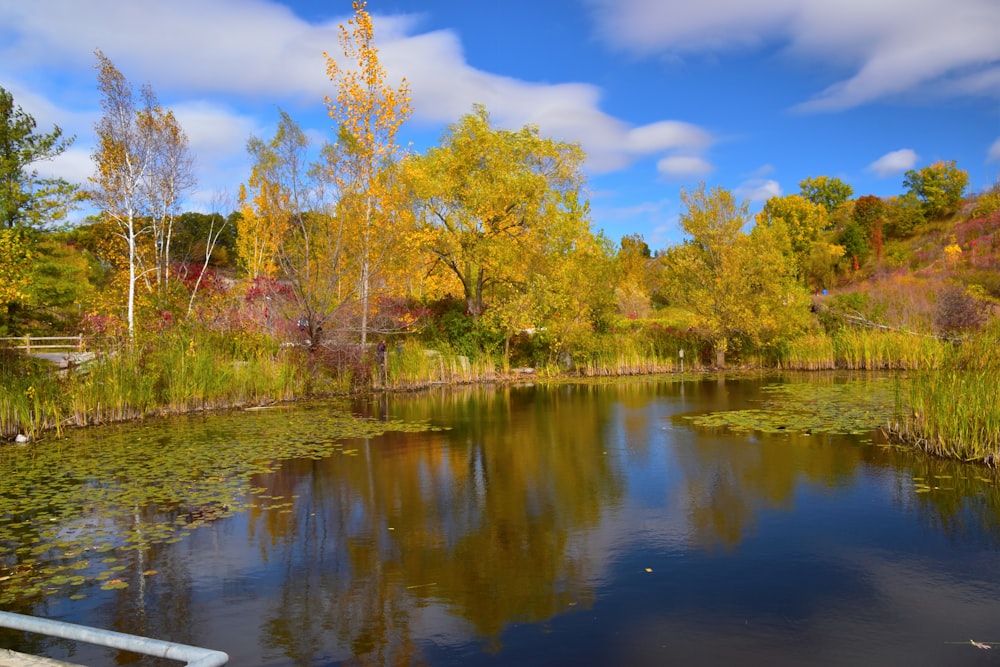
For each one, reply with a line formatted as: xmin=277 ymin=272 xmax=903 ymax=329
xmin=2 ymin=0 xmax=999 ymax=248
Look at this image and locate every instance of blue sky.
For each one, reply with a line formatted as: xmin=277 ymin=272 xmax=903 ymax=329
xmin=2 ymin=0 xmax=998 ymax=248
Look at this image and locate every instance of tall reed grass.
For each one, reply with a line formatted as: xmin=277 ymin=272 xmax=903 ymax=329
xmin=768 ymin=329 xmax=950 ymax=370
xmin=887 ymin=324 xmax=1000 ymax=464
xmin=889 ymin=368 xmax=1000 ymax=464
xmin=1 ymin=329 xmax=308 ymax=439
xmin=383 ymin=339 xmax=497 ymax=390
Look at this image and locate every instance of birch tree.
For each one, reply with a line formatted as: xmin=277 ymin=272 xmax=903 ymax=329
xmin=143 ymin=107 xmax=194 ymax=298
xmin=90 ymin=49 xmax=158 ymax=339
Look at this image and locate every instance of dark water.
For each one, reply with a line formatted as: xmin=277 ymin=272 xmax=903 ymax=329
xmin=3 ymin=374 xmax=1000 ymax=666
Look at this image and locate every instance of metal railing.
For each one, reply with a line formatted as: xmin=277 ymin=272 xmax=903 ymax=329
xmin=0 ymin=611 xmax=228 ymax=666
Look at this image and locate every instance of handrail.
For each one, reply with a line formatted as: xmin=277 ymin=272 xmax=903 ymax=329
xmin=0 ymin=611 xmax=228 ymax=666
xmin=0 ymin=336 xmax=84 ymax=353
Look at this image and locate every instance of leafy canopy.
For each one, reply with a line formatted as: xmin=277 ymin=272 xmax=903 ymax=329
xmin=903 ymin=160 xmax=968 ymax=219
xmin=0 ymin=86 xmax=77 ymax=230
xmin=657 ymin=184 xmax=810 ymax=366
xmin=799 ymin=175 xmax=853 ymax=215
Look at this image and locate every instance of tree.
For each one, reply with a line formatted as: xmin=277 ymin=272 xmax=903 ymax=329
xmin=0 ymin=87 xmax=79 ymax=332
xmin=799 ymin=175 xmax=853 ymax=216
xmin=90 ymin=50 xmax=159 ymax=339
xmin=239 ymin=111 xmax=351 ymax=348
xmin=755 ymin=194 xmax=828 ymax=273
xmin=90 ymin=51 xmax=192 ymax=337
xmin=408 ymin=105 xmax=586 ymax=322
xmin=143 ymin=106 xmax=194 ymax=299
xmin=0 ymin=226 xmax=32 ymax=329
xmin=657 ymin=184 xmax=809 ymax=367
xmin=852 ymin=195 xmax=885 ymax=259
xmin=615 ymin=233 xmax=652 ymax=318
xmin=903 ymin=160 xmax=968 ymax=219
xmin=0 ymin=87 xmax=77 ymax=230
xmin=324 ymin=0 xmax=412 ymax=345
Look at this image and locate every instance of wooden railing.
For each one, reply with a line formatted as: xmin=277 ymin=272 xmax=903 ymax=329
xmin=0 ymin=336 xmax=86 ymax=352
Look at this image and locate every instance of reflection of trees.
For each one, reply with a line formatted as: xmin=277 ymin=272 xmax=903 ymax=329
xmin=675 ymin=376 xmax=870 ymax=550
xmin=249 ymin=384 xmax=624 ymax=662
xmin=866 ymin=443 xmax=1000 ymax=546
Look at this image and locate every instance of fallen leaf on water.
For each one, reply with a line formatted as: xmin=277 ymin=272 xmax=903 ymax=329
xmin=645 ymin=568 xmax=653 ymax=573
xmin=970 ymin=640 xmax=992 ymax=650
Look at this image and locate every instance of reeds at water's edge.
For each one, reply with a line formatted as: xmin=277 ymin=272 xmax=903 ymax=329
xmin=3 ymin=327 xmax=998 ymax=466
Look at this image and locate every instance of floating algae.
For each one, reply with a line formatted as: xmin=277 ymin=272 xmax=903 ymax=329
xmin=0 ymin=401 xmax=439 ymax=606
xmin=683 ymin=376 xmax=897 ymax=436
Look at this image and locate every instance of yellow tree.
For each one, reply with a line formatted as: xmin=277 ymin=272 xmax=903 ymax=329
xmin=237 ymin=131 xmax=294 ymax=280
xmin=756 ymin=194 xmax=828 ymax=264
xmin=407 ymin=105 xmax=586 ymax=322
xmin=658 ymin=184 xmax=810 ymax=367
xmin=0 ymin=227 xmax=31 ymax=315
xmin=142 ymin=106 xmax=194 ymax=299
xmin=615 ymin=233 xmax=653 ymax=318
xmin=324 ymin=0 xmax=412 ymax=345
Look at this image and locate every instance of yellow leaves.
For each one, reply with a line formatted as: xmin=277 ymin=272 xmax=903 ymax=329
xmin=944 ymin=241 xmax=963 ymax=267
xmin=0 ymin=227 xmax=33 ymax=304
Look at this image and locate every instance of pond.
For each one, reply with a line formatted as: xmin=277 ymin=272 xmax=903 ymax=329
xmin=2 ymin=373 xmax=1000 ymax=665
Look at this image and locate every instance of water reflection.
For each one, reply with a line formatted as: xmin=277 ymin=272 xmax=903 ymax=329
xmin=247 ymin=384 xmax=625 ymax=663
xmin=3 ymin=376 xmax=1000 ymax=666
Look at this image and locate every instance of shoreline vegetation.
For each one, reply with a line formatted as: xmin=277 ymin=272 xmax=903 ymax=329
xmin=3 ymin=322 xmax=998 ymax=467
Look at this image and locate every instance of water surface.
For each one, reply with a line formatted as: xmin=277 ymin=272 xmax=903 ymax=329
xmin=2 ymin=374 xmax=1000 ymax=665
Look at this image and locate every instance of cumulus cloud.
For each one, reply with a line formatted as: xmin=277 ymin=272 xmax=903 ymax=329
xmin=584 ymin=0 xmax=1000 ymax=111
xmin=657 ymin=155 xmax=714 ymax=179
xmin=867 ymin=149 xmax=919 ymax=177
xmin=734 ymin=178 xmax=782 ymax=202
xmin=988 ymin=138 xmax=1000 ymax=163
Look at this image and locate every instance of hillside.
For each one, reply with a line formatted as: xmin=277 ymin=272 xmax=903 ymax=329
xmin=813 ymin=192 xmax=1000 ymax=337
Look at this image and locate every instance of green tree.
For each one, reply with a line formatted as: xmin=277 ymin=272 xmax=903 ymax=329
xmin=0 ymin=87 xmax=79 ymax=332
xmin=0 ymin=87 xmax=77 ymax=230
xmin=798 ymin=175 xmax=853 ymax=216
xmin=658 ymin=184 xmax=810 ymax=367
xmin=903 ymin=160 xmax=969 ymax=219
xmin=408 ymin=105 xmax=586 ymax=322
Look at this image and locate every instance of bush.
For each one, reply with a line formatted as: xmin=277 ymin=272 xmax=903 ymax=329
xmin=934 ymin=285 xmax=988 ymax=337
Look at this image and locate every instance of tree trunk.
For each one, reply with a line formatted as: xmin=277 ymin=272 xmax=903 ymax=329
xmin=715 ymin=337 xmax=727 ymax=368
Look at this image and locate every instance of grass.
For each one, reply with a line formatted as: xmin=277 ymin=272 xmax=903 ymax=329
xmin=383 ymin=339 xmax=498 ymax=390
xmin=768 ymin=328 xmax=950 ymax=371
xmin=1 ymin=328 xmax=309 ymax=438
xmin=886 ymin=323 xmax=1000 ymax=464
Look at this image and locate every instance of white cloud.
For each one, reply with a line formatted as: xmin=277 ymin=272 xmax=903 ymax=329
xmin=657 ymin=155 xmax=714 ymax=179
xmin=867 ymin=149 xmax=918 ymax=177
xmin=584 ymin=0 xmax=1000 ymax=111
xmin=988 ymin=138 xmax=1000 ymax=163
xmin=0 ymin=0 xmax=715 ymax=188
xmin=734 ymin=178 xmax=782 ymax=202
xmin=35 ymin=147 xmax=93 ymax=187
xmin=626 ymin=121 xmax=713 ymax=153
